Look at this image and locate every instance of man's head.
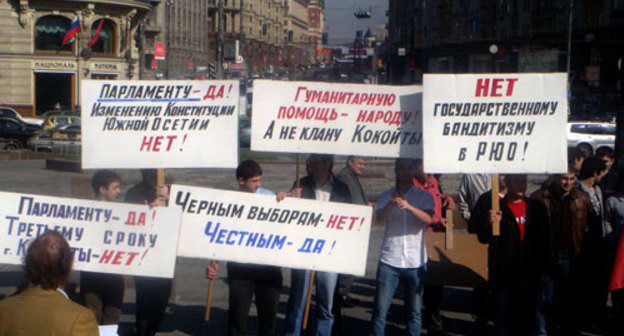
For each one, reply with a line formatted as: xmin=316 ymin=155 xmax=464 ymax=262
xmin=412 ymin=159 xmax=433 ymax=184
xmin=24 ymin=231 xmax=73 ymax=290
xmin=395 ymin=158 xmax=418 ymax=185
xmin=140 ymin=169 xmax=158 ymax=187
xmin=579 ymin=155 xmax=608 ymax=182
xmin=596 ymin=146 xmax=615 ymax=170
xmin=307 ymin=154 xmax=333 ymax=184
xmin=568 ymin=147 xmax=585 ymax=175
xmin=346 ymin=156 xmax=366 ymax=176
xmin=504 ymin=174 xmax=527 ymax=200
xmin=236 ymin=160 xmax=263 ymax=193
xmin=92 ymin=169 xmax=121 ymax=201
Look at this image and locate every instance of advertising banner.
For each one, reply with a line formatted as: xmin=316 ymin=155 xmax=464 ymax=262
xmin=251 ymin=80 xmax=423 ymax=158
xmin=171 ymin=184 xmax=373 ymax=276
xmin=0 ymin=191 xmax=181 ymax=278
xmin=81 ymin=80 xmax=239 ymax=169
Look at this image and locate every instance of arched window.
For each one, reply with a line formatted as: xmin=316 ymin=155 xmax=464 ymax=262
xmin=35 ymin=15 xmax=73 ymax=52
xmin=90 ymin=19 xmax=116 ymax=55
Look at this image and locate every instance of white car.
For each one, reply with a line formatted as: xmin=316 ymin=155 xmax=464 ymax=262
xmin=0 ymin=107 xmax=44 ymax=127
xmin=567 ymin=121 xmax=615 ymax=156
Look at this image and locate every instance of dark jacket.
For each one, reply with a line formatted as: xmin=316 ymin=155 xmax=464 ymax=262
xmin=469 ymin=191 xmax=553 ymax=286
xmin=530 ymin=186 xmax=592 ymax=257
xmin=296 ymin=174 xmax=352 ymax=204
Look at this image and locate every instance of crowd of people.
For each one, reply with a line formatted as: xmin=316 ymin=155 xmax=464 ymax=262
xmin=1 ymin=151 xmax=623 ymax=336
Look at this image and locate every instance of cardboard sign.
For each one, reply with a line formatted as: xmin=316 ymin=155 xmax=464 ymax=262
xmin=423 ymin=74 xmax=567 ymax=173
xmin=0 ymin=191 xmax=181 ymax=278
xmin=251 ymin=80 xmax=423 ymax=158
xmin=171 ymin=184 xmax=373 ymax=276
xmin=425 ymin=232 xmax=488 ymax=287
xmin=81 ymin=80 xmax=239 ymax=169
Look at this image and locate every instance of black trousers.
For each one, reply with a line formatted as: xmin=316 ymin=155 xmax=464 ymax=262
xmin=227 ymin=262 xmax=282 ymax=336
xmin=134 ymin=276 xmax=173 ymax=336
xmin=80 ymin=271 xmax=124 ymax=324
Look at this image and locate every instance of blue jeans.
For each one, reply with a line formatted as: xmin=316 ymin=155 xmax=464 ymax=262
xmin=370 ymin=261 xmax=426 ymax=336
xmin=284 ymin=269 xmax=338 ymax=336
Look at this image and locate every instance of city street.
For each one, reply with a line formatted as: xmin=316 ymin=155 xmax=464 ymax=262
xmin=0 ymin=152 xmax=557 ymax=336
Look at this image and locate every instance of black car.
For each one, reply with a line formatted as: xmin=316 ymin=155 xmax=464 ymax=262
xmin=0 ymin=116 xmax=40 ymax=149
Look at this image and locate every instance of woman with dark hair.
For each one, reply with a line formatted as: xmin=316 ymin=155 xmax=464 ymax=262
xmin=0 ymin=231 xmax=99 ymax=335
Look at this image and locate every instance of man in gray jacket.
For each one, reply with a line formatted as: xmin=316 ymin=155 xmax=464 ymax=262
xmin=332 ymin=156 xmax=371 ymax=334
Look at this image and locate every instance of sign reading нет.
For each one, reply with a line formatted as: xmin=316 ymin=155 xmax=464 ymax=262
xmin=171 ymin=184 xmax=373 ymax=276
xmin=422 ymin=73 xmax=567 ymax=173
xmin=0 ymin=191 xmax=181 ymax=278
xmin=81 ymin=80 xmax=239 ymax=169
xmin=251 ymin=80 xmax=423 ymax=158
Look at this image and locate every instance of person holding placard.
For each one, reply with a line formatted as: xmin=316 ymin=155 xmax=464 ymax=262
xmin=80 ymin=169 xmax=124 ymax=325
xmin=206 ymin=160 xmax=284 ymax=336
xmin=469 ymin=175 xmax=552 ymax=336
xmin=284 ymin=154 xmax=352 ymax=336
xmin=369 ymin=158 xmax=434 ymax=336
xmin=125 ymin=169 xmax=171 ymax=336
xmin=0 ymin=231 xmax=99 ymax=336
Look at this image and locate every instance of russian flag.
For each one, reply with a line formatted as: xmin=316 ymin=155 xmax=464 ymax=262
xmin=62 ymin=17 xmax=80 ymax=46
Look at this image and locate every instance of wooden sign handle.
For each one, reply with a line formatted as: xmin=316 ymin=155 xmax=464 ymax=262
xmin=302 ymin=271 xmax=315 ymax=330
xmin=491 ymin=173 xmax=500 ymax=236
xmin=204 ymin=260 xmax=217 ymax=321
xmin=445 ymin=209 xmax=454 ymax=249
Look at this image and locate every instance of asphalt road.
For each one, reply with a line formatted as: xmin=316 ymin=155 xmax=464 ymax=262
xmin=0 ymin=153 xmax=550 ymax=335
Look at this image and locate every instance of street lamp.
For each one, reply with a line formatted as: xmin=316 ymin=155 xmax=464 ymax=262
xmin=165 ymin=0 xmax=174 ymax=79
xmin=489 ymin=44 xmax=498 ymax=72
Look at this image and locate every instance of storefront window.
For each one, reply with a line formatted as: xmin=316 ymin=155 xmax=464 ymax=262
xmin=90 ymin=19 xmax=116 ymax=55
xmin=35 ymin=15 xmax=73 ymax=52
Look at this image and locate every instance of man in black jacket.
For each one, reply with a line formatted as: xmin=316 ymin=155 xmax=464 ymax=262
xmin=469 ymin=174 xmax=552 ymax=336
xmin=283 ymin=154 xmax=352 ymax=336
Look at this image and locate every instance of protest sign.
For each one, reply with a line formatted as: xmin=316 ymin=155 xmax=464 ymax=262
xmin=422 ymin=73 xmax=567 ymax=173
xmin=251 ymin=80 xmax=422 ymax=158
xmin=0 ymin=191 xmax=181 ymax=278
xmin=81 ymin=80 xmax=239 ymax=169
xmin=171 ymin=184 xmax=373 ymax=276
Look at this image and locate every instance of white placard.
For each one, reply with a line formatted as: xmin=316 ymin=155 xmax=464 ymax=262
xmin=81 ymin=80 xmax=239 ymax=169
xmin=423 ymin=73 xmax=567 ymax=173
xmin=171 ymin=184 xmax=373 ymax=276
xmin=0 ymin=191 xmax=181 ymax=278
xmin=251 ymin=80 xmax=422 ymax=158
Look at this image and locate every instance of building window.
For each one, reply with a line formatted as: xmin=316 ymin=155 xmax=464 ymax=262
xmin=90 ymin=19 xmax=116 ymax=55
xmin=35 ymin=15 xmax=73 ymax=52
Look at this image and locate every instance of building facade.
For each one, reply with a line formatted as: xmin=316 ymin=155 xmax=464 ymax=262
xmin=387 ymin=0 xmax=624 ymax=120
xmin=0 ymin=0 xmax=157 ymax=116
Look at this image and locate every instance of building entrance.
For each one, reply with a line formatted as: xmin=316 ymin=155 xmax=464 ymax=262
xmin=35 ymin=72 xmax=73 ymax=115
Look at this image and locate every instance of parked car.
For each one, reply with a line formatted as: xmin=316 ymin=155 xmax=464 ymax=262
xmin=567 ymin=121 xmax=615 ymax=157
xmin=0 ymin=116 xmax=41 ymax=149
xmin=28 ymin=125 xmax=81 ymax=155
xmin=42 ymin=115 xmax=80 ymax=131
xmin=239 ymin=116 xmax=251 ymax=147
xmin=0 ymin=107 xmax=44 ymax=127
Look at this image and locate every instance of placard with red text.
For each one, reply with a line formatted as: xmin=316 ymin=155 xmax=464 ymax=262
xmin=81 ymin=80 xmax=239 ymax=169
xmin=0 ymin=191 xmax=181 ymax=278
xmin=251 ymin=80 xmax=422 ymax=158
xmin=423 ymin=73 xmax=567 ymax=173
xmin=171 ymin=184 xmax=373 ymax=276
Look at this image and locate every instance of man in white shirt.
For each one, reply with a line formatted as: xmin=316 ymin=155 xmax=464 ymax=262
xmin=370 ymin=158 xmax=434 ymax=336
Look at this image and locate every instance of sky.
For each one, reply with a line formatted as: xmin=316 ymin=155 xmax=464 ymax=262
xmin=323 ymin=0 xmax=389 ymax=46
